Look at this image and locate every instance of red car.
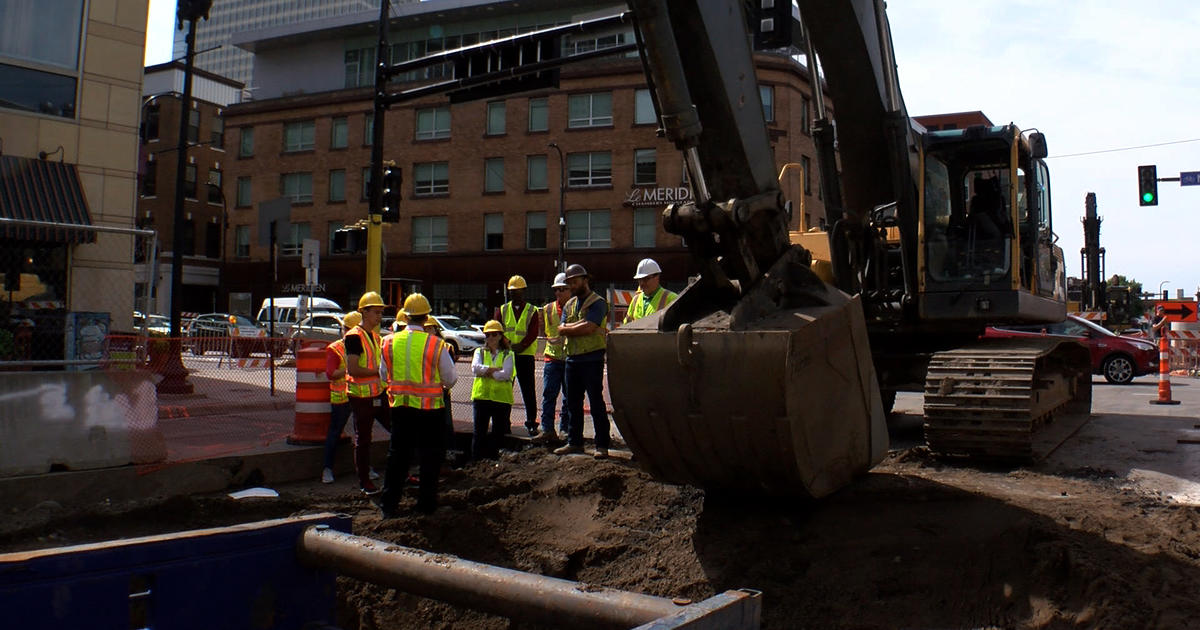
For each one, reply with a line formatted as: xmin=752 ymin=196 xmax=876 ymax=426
xmin=984 ymin=314 xmax=1159 ymax=384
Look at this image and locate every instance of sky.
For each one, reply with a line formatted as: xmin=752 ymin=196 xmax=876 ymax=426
xmin=144 ymin=0 xmax=1200 ymax=300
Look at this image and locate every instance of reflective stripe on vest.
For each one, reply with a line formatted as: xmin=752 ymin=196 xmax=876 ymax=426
xmin=543 ymin=301 xmax=565 ymax=361
xmin=624 ymin=287 xmax=677 ymax=324
xmin=564 ymin=291 xmax=607 ymax=356
xmin=328 ymin=338 xmax=349 ymax=404
xmin=385 ymin=329 xmax=445 ymax=410
xmin=345 ymin=326 xmax=383 ymax=398
xmin=501 ymin=301 xmax=536 ymax=356
xmin=471 ymin=348 xmax=514 ymax=404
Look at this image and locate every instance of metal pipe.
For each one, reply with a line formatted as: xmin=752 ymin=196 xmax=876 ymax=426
xmin=0 ymin=216 xmax=154 ymax=237
xmin=296 ymin=527 xmax=684 ymax=629
xmin=799 ymin=18 xmax=826 ymax=120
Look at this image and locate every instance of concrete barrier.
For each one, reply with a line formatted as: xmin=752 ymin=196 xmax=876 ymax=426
xmin=0 ymin=371 xmax=165 ymax=477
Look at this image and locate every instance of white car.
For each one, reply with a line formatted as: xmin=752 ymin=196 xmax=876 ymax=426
xmin=430 ymin=315 xmax=485 ymax=359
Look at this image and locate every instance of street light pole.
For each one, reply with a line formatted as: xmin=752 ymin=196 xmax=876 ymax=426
xmin=548 ymin=142 xmax=566 ymax=273
xmin=1158 ymin=280 xmax=1170 ymax=301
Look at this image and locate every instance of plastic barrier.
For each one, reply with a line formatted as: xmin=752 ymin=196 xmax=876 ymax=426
xmin=1150 ymin=333 xmax=1180 ymax=406
xmin=290 ymin=346 xmax=331 ymax=444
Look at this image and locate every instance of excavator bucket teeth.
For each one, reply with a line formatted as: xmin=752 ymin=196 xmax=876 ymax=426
xmin=608 ymin=288 xmax=887 ymax=498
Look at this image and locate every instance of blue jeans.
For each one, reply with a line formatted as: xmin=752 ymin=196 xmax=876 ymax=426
xmin=565 ymin=357 xmax=609 ymax=449
xmin=540 ymin=359 xmax=569 ymax=434
xmin=322 ymin=401 xmax=352 ymax=470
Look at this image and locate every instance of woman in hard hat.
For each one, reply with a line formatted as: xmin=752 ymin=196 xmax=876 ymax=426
xmin=470 ymin=320 xmax=515 ymax=460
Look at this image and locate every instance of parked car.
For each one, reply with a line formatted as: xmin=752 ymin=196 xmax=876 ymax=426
xmin=132 ymin=312 xmax=171 ymax=337
xmin=255 ymin=296 xmax=342 ymax=338
xmin=290 ymin=313 xmax=345 ymax=351
xmin=187 ymin=313 xmax=269 ymax=357
xmin=430 ymin=314 xmax=485 ymax=360
xmin=984 ymin=314 xmax=1159 ymax=384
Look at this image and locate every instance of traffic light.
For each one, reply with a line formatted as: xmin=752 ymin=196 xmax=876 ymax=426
xmin=332 ymin=226 xmax=366 ymax=254
xmin=1138 ymin=164 xmax=1158 ymax=206
xmin=752 ymin=0 xmax=798 ymax=50
xmin=381 ymin=165 xmax=402 ymax=223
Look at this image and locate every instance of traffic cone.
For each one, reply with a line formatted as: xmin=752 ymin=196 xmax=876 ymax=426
xmin=1150 ymin=334 xmax=1180 ymax=406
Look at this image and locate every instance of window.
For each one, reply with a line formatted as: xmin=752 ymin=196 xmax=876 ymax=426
xmin=184 ymin=164 xmax=197 ymax=199
xmin=567 ymin=151 xmax=612 ymax=187
xmin=344 ymin=47 xmax=374 ymax=88
xmin=526 ymin=212 xmax=546 ymax=249
xmin=331 ymin=117 xmax=348 ymax=149
xmin=566 ymin=210 xmax=610 ymax=249
xmin=564 ymin=32 xmax=627 ymax=55
xmin=412 ymin=216 xmax=449 ymax=253
xmin=484 ymin=213 xmax=504 ymax=250
xmin=211 ymin=115 xmax=224 ymax=149
xmin=414 ymin=162 xmax=449 ymax=195
xmin=759 ymin=85 xmax=774 ymax=123
xmin=235 ymin=225 xmax=250 ymax=258
xmin=283 ymin=121 xmax=315 ymax=152
xmin=568 ymin=92 xmax=612 ymax=128
xmin=187 ymin=108 xmax=200 ymax=143
xmin=634 ymin=89 xmax=656 ymax=125
xmin=634 ymin=208 xmax=657 ymax=248
xmin=0 ymin=0 xmax=84 ymax=118
xmin=484 ymin=158 xmax=505 ymax=193
xmin=236 ymin=176 xmax=251 ymax=207
xmin=207 ymin=169 xmax=222 ymax=204
xmin=800 ymin=95 xmax=811 ymax=135
xmin=363 ymin=113 xmax=374 ymax=146
xmin=141 ymin=159 xmax=157 ymax=197
xmin=281 ymin=172 xmax=313 ymax=204
xmin=282 ymin=222 xmax=311 ymax=256
xmin=527 ymin=155 xmax=547 ymax=191
xmin=486 ymin=102 xmax=506 ymax=135
xmin=205 ymin=222 xmax=220 ymax=259
xmin=528 ymin=97 xmax=548 ymax=132
xmin=634 ymin=149 xmax=656 ymax=185
xmin=801 ymin=156 xmax=813 ymax=196
xmin=329 ymin=169 xmax=346 ymax=202
xmin=144 ymin=104 xmax=160 ymax=140
xmin=361 ymin=167 xmax=372 ymax=200
xmin=181 ymin=219 xmax=195 ymax=255
xmin=327 ymin=222 xmax=344 ymax=255
xmin=239 ymin=127 xmax=254 ymax=157
xmin=415 ymin=107 xmax=450 ymax=140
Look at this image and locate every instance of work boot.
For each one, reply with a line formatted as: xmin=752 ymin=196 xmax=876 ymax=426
xmin=554 ymin=444 xmax=584 ymax=456
xmin=531 ymin=428 xmax=558 ymax=443
xmin=526 ymin=424 xmax=539 ymax=438
xmin=593 ymin=448 xmax=609 ymax=460
xmin=321 ymin=468 xmax=334 ymax=484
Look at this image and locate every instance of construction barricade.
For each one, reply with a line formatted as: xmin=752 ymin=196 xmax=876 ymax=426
xmin=1169 ymin=323 xmax=1200 ymax=377
xmin=290 ymin=344 xmax=331 ymax=444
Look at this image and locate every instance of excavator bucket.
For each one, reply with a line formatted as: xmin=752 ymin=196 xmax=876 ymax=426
xmin=608 ymin=286 xmax=888 ymax=498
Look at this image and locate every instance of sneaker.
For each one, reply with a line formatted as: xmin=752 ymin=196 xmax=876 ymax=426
xmin=526 ymin=425 xmax=539 ymax=438
xmin=368 ymin=468 xmax=381 ymax=481
xmin=593 ymin=448 xmax=609 ymax=460
xmin=553 ymin=444 xmax=584 ymax=455
xmin=321 ymin=468 xmax=334 ymax=484
xmin=360 ymin=481 xmax=380 ymax=495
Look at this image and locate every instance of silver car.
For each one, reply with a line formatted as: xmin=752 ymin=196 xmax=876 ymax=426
xmin=430 ymin=314 xmax=485 ymax=360
xmin=290 ymin=313 xmax=345 ymax=351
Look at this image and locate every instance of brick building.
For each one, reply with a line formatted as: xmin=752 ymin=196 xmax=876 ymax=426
xmin=220 ymin=0 xmax=830 ymax=320
xmin=138 ymin=62 xmax=244 ymax=315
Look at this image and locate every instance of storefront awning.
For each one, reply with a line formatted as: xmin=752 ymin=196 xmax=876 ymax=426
xmin=0 ymin=155 xmax=96 ymax=243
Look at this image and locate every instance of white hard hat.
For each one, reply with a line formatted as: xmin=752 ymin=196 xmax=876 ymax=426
xmin=552 ymin=272 xmax=568 ymax=288
xmin=633 ymin=258 xmax=662 ymax=280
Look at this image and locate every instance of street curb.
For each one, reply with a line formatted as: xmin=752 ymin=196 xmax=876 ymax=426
xmin=157 ymin=399 xmax=295 ymax=419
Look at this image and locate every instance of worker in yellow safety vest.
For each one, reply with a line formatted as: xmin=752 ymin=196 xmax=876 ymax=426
xmin=345 ymin=291 xmax=391 ymax=494
xmin=320 ymin=311 xmax=361 ymax=484
xmin=534 ymin=272 xmax=571 ymax=443
xmin=553 ymin=264 xmax=612 ymax=459
xmin=495 ymin=275 xmax=541 ymax=437
xmin=470 ymin=319 xmax=515 ymax=460
xmin=623 ymin=258 xmax=678 ymax=324
xmin=377 ymin=293 xmax=457 ymax=518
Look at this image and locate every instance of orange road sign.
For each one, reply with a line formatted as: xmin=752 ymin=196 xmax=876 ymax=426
xmin=1154 ymin=300 xmax=1198 ymax=323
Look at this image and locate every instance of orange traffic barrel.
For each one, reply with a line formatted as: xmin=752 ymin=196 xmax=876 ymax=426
xmin=290 ymin=345 xmax=332 ymax=444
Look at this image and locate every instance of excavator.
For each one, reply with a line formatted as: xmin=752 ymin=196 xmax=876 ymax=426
xmin=608 ymin=0 xmax=1092 ymax=497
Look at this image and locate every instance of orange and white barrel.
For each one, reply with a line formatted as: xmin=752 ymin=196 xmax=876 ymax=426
xmin=1150 ymin=333 xmax=1180 ymax=406
xmin=290 ymin=346 xmax=332 ymax=444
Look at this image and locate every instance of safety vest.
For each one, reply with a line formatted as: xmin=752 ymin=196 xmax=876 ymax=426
xmin=384 ymin=329 xmax=447 ymax=410
xmin=543 ymin=301 xmax=566 ymax=361
xmin=328 ymin=338 xmax=349 ymax=404
xmin=623 ymin=287 xmax=678 ymax=324
xmin=564 ymin=291 xmax=607 ymax=357
xmin=501 ymin=301 xmax=536 ymax=356
xmin=470 ymin=347 xmax=514 ymax=404
xmin=345 ymin=325 xmax=383 ymax=398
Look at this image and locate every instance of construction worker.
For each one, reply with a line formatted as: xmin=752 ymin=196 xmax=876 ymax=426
xmin=378 ymin=293 xmax=457 ymax=517
xmin=494 ymin=275 xmax=541 ymax=437
xmin=623 ymin=258 xmax=677 ymax=324
xmin=535 ymin=272 xmax=571 ymax=443
xmin=470 ymin=320 xmax=515 ymax=460
xmin=553 ymin=264 xmax=611 ymax=459
xmin=320 ymin=311 xmax=361 ymax=484
xmin=345 ymin=291 xmax=391 ymax=494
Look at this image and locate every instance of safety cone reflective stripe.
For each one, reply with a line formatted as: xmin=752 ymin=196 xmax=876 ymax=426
xmin=1150 ymin=334 xmax=1180 ymax=406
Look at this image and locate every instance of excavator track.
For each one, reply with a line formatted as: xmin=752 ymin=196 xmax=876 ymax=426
xmin=923 ymin=338 xmax=1092 ymax=460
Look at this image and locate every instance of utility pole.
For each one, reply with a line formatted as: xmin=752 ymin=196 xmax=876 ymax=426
xmin=548 ymin=142 xmax=566 ymax=272
xmin=366 ymin=0 xmax=390 ymax=294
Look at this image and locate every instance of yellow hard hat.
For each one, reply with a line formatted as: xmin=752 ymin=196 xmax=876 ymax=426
xmin=507 ymin=275 xmax=527 ymax=290
xmin=402 ymin=293 xmax=432 ymax=316
xmin=358 ymin=291 xmax=385 ymax=310
xmin=342 ymin=311 xmax=362 ymax=329
xmin=482 ymin=319 xmax=504 ymax=334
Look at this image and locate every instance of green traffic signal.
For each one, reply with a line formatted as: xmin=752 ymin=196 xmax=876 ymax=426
xmin=1143 ymin=191 xmax=1155 ymax=204
xmin=1138 ymin=165 xmax=1158 ymax=206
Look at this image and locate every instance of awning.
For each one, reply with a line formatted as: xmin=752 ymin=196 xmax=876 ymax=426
xmin=0 ymin=155 xmax=96 ymax=243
